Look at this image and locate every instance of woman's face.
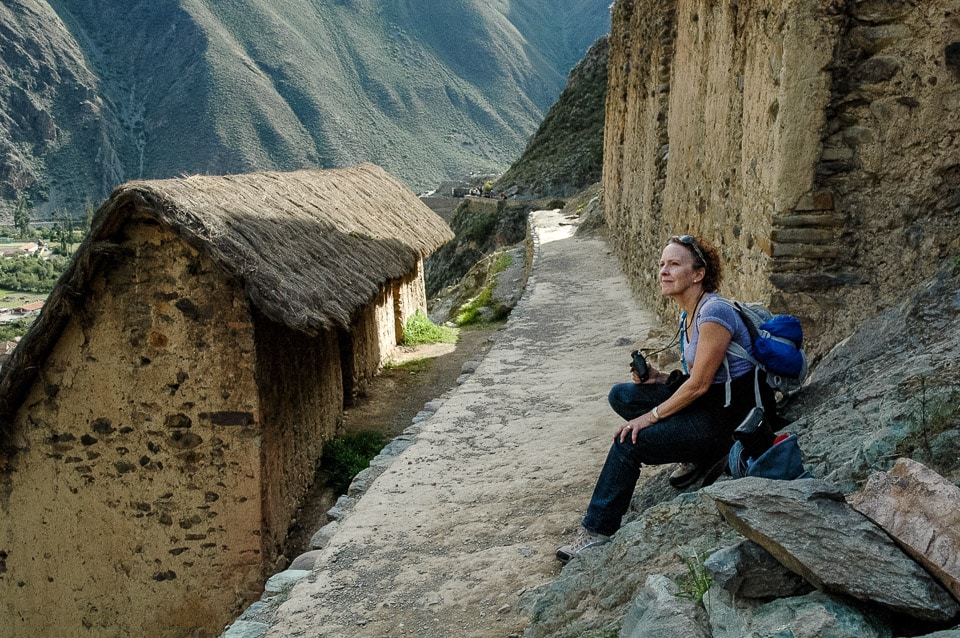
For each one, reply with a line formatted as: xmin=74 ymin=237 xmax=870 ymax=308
xmin=659 ymin=243 xmax=703 ymax=297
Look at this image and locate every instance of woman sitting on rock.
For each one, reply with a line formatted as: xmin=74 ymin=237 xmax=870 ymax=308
xmin=557 ymin=234 xmax=776 ymax=562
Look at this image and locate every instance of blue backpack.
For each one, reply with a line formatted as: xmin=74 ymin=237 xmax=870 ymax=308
xmin=718 ymin=299 xmax=808 ymax=399
xmin=729 ymin=433 xmax=814 ymax=480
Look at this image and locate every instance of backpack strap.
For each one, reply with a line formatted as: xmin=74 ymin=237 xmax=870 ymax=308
xmin=707 ymin=298 xmax=765 ymax=410
xmin=720 ymin=344 xmax=764 ymax=409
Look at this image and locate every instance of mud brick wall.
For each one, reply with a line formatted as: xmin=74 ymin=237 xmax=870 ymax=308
xmin=0 ymin=218 xmax=264 ymax=635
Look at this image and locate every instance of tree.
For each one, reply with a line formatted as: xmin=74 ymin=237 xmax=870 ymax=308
xmin=13 ymin=194 xmax=31 ymax=238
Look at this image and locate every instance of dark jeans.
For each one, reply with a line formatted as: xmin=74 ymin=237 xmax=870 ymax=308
xmin=582 ymin=376 xmax=758 ymax=536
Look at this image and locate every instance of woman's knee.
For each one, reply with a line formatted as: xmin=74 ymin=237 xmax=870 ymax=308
xmin=608 ymin=382 xmax=639 ymax=410
xmin=609 ymin=437 xmax=647 ymax=468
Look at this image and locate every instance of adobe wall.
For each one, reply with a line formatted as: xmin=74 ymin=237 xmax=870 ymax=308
xmin=345 ymin=287 xmax=395 ymax=404
xmin=604 ymin=0 xmax=960 ymax=355
xmin=255 ymin=316 xmax=342 ymax=560
xmin=0 ymin=217 xmax=263 ymax=635
xmin=394 ymin=258 xmax=428 ymax=343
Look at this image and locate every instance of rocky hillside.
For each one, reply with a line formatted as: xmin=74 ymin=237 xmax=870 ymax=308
xmin=0 ymin=0 xmax=610 ymax=219
xmin=522 ymin=259 xmax=960 ymax=638
xmin=494 ymin=35 xmax=609 ymax=198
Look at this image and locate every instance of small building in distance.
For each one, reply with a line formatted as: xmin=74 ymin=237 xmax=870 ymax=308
xmin=0 ymin=164 xmax=453 ymax=637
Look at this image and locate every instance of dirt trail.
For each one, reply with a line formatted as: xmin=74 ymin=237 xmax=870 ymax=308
xmin=266 ymin=210 xmax=660 ymax=637
xmin=284 ymin=328 xmax=500 ymax=558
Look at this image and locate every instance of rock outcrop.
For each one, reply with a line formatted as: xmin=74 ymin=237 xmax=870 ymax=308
xmin=706 ymin=477 xmax=959 ymax=623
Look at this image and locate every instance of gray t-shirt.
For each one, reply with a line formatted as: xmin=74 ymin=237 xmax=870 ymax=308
xmin=681 ymin=294 xmax=754 ymax=384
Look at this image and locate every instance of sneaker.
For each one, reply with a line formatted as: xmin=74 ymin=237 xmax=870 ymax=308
xmin=699 ymin=456 xmax=729 ymax=488
xmin=668 ymin=462 xmax=703 ymax=489
xmin=556 ymin=526 xmax=611 ymax=563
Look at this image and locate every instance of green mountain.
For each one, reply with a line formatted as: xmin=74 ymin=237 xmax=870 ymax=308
xmin=0 ymin=0 xmax=610 ymax=219
xmin=495 ymin=35 xmax=608 ymax=198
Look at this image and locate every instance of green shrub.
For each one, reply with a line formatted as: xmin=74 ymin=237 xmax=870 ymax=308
xmin=454 ymin=287 xmax=492 ymax=326
xmin=402 ymin=309 xmax=458 ymax=346
xmin=546 ymin=198 xmax=566 ymax=210
xmin=454 ymin=252 xmax=513 ymax=326
xmin=0 ymin=317 xmax=33 ymax=341
xmin=320 ymin=431 xmax=390 ymax=494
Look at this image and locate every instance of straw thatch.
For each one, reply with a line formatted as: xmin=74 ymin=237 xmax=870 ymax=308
xmin=0 ymin=163 xmax=453 ymax=430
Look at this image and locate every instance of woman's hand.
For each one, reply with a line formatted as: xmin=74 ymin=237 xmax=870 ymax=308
xmin=632 ymin=365 xmax=669 ymax=385
xmin=615 ymin=413 xmax=655 ymax=444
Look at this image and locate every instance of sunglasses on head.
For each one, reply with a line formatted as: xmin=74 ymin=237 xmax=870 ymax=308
xmin=669 ymin=235 xmax=707 ymax=268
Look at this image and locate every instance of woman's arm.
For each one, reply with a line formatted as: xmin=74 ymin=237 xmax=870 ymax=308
xmin=617 ymin=321 xmax=732 ymax=443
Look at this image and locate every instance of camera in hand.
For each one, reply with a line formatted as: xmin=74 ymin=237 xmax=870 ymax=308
xmin=629 ymin=350 xmax=649 ymax=382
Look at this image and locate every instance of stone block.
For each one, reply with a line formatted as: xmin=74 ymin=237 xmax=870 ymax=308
xmin=794 ymin=192 xmax=835 ymax=212
xmin=849 ymin=458 xmax=960 ymax=603
xmin=771 ymin=228 xmax=838 ymax=245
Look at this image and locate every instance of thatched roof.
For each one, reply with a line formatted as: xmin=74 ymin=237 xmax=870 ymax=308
xmin=0 ymin=163 xmax=453 ymax=430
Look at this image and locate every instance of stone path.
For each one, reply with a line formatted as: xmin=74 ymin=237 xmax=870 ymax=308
xmin=264 ymin=210 xmax=659 ymax=637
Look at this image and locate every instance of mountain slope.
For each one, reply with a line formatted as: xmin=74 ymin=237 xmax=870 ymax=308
xmin=0 ymin=0 xmax=610 ymax=218
xmin=494 ymin=35 xmax=609 ymax=198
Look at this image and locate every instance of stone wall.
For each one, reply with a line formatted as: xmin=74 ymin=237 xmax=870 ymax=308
xmin=604 ymin=0 xmax=960 ymax=355
xmin=0 ymin=219 xmax=264 ymax=636
xmin=345 ymin=286 xmax=396 ymax=404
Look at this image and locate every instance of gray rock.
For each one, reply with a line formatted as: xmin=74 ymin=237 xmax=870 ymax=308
xmin=309 ymin=521 xmax=339 ymax=549
xmin=423 ymin=399 xmax=445 ymax=413
xmin=703 ymin=585 xmax=758 ymax=638
xmin=619 ymin=574 xmax=711 ymax=638
xmin=520 ymin=491 xmax=739 ymax=638
xmin=460 ymin=360 xmax=480 ymax=374
xmin=784 ymin=265 xmax=960 ymax=493
xmin=705 ymin=477 xmax=960 ymax=622
xmin=704 ymin=540 xmax=811 ymax=599
xmin=722 ymin=590 xmax=893 ymax=638
xmin=220 ymin=620 xmax=270 ymax=638
xmin=850 ymin=458 xmax=960 ymax=602
xmin=288 ymin=549 xmax=322 ymax=571
xmin=235 ymin=600 xmax=278 ymax=624
xmin=326 ymin=496 xmax=356 ymax=522
xmin=411 ymin=410 xmax=433 ymax=424
xmin=264 ymin=569 xmax=310 ymax=594
xmin=347 ymin=465 xmax=385 ymax=495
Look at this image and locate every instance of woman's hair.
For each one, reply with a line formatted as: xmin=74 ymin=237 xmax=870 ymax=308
xmin=667 ymin=235 xmax=722 ymax=292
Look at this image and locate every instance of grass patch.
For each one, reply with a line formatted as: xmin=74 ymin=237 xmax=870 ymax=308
xmin=320 ymin=430 xmax=391 ymax=494
xmin=675 ymin=550 xmax=713 ymax=604
xmin=402 ymin=310 xmax=458 ymax=346
xmin=383 ymin=357 xmax=430 ymax=373
xmin=454 ymin=252 xmax=514 ymax=326
xmin=455 ymin=288 xmax=492 ymax=326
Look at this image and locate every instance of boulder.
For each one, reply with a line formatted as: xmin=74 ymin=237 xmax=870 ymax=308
xmin=705 ymin=478 xmax=960 ymax=622
xmin=620 ymin=574 xmax=711 ymax=638
xmin=707 ymin=589 xmax=894 ymax=638
xmin=849 ymin=458 xmax=960 ymax=603
xmin=704 ymin=540 xmax=811 ymax=599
